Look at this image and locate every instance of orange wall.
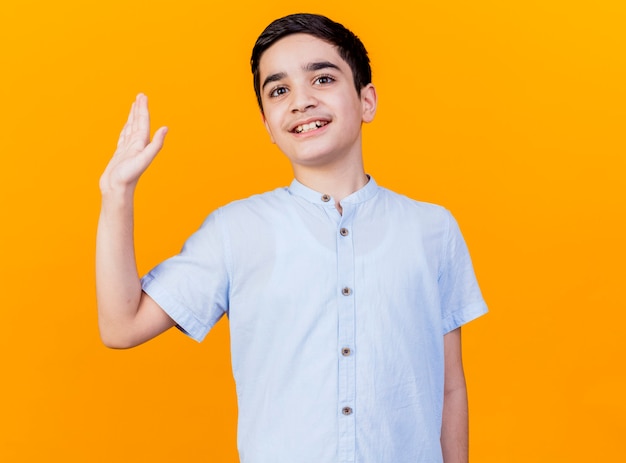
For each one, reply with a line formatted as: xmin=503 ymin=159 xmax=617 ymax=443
xmin=1 ymin=1 xmax=624 ymax=461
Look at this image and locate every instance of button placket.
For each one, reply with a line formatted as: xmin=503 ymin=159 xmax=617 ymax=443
xmin=336 ymin=208 xmax=356 ymax=461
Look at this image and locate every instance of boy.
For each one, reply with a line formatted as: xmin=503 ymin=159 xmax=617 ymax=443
xmin=97 ymin=13 xmax=487 ymax=463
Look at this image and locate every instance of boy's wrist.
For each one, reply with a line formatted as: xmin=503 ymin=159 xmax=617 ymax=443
xmin=100 ymin=185 xmax=135 ymax=212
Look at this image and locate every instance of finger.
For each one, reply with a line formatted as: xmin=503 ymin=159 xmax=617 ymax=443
xmin=131 ymin=94 xmax=139 ymax=133
xmin=154 ymin=125 xmax=168 ymax=143
xmin=139 ymin=126 xmax=168 ymax=165
xmin=133 ymin=94 xmax=150 ymax=145
xmin=127 ymin=99 xmax=136 ymax=126
xmin=116 ymin=99 xmax=137 ymax=150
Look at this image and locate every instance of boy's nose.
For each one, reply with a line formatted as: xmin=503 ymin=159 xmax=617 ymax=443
xmin=290 ymin=88 xmax=318 ymax=113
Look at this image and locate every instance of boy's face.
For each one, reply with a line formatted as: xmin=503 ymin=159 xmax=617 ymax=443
xmin=258 ymin=34 xmax=376 ymax=171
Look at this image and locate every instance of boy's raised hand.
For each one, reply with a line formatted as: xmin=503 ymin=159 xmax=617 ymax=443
xmin=100 ymin=93 xmax=168 ymax=195
xmin=96 ymin=93 xmax=175 ymax=348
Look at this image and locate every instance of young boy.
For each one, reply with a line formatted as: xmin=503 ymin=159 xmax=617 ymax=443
xmin=97 ymin=13 xmax=487 ymax=463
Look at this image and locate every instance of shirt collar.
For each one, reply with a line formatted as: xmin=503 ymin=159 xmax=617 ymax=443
xmin=288 ymin=175 xmax=379 ymax=206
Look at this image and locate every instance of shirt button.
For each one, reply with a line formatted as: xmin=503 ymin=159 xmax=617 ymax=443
xmin=342 ymin=407 xmax=353 ymax=416
xmin=341 ymin=287 xmax=352 ymax=296
xmin=341 ymin=347 xmax=352 ymax=356
xmin=321 ymin=194 xmax=331 ymax=202
xmin=340 ymin=228 xmax=349 ymax=236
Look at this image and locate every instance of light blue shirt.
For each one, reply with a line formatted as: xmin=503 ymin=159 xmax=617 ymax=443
xmin=142 ymin=177 xmax=487 ymax=463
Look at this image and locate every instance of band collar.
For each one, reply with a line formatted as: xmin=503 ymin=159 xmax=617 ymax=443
xmin=287 ymin=175 xmax=379 ymax=207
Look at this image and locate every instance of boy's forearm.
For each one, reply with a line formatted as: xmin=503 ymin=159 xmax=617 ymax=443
xmin=441 ymin=327 xmax=469 ymax=462
xmin=441 ymin=383 xmax=469 ymax=462
xmin=96 ymin=190 xmax=143 ymax=346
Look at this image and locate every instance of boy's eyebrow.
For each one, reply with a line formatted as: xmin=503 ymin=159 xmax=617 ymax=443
xmin=261 ymin=61 xmax=342 ymax=92
xmin=262 ymin=72 xmax=287 ymax=91
xmin=304 ymin=61 xmax=341 ymax=73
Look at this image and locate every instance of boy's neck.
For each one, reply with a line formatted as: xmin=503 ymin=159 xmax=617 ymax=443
xmin=293 ymin=161 xmax=369 ymax=213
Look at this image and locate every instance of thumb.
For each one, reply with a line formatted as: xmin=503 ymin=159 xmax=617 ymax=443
xmin=141 ymin=126 xmax=169 ymax=163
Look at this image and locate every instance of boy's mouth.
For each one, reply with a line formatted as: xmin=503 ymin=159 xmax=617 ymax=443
xmin=293 ymin=120 xmax=329 ymax=134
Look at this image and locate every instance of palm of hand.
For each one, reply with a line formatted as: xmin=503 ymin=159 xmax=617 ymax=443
xmin=100 ymin=94 xmax=168 ymax=194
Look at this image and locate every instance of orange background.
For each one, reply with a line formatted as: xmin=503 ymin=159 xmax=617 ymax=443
xmin=1 ymin=1 xmax=624 ymax=461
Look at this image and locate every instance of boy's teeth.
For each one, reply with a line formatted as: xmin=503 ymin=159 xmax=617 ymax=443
xmin=295 ymin=121 xmax=326 ymax=133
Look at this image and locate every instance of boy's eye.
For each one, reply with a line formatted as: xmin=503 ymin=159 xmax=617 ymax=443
xmin=270 ymin=86 xmax=288 ymax=98
xmin=314 ymin=75 xmax=335 ymax=85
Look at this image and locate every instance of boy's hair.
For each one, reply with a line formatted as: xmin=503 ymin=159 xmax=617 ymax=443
xmin=251 ymin=13 xmax=372 ymax=111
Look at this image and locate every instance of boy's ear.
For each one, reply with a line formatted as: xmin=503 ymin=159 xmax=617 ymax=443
xmin=360 ymin=84 xmax=377 ymax=123
xmin=261 ymin=112 xmax=276 ymax=144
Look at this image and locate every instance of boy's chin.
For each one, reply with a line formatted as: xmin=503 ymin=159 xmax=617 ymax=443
xmin=283 ymin=151 xmax=337 ymax=170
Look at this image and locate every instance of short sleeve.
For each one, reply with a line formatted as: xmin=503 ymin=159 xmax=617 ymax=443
xmin=439 ymin=211 xmax=488 ymax=334
xmin=141 ymin=209 xmax=230 ymax=342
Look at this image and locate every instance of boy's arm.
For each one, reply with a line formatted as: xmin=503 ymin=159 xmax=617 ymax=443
xmin=96 ymin=93 xmax=176 ymax=349
xmin=441 ymin=327 xmax=469 ymax=463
